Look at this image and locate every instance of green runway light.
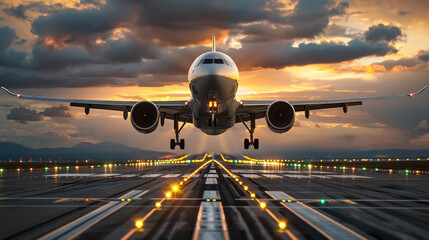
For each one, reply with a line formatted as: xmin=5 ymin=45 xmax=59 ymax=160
xmin=320 ymin=199 xmax=326 ymax=204
xmin=362 ymin=167 xmax=367 ymax=171
xmin=45 ymin=167 xmax=48 ymax=170
xmin=405 ymin=170 xmax=409 ymax=173
xmin=0 ymin=169 xmax=4 ymax=172
xmin=375 ymin=168 xmax=379 ymax=171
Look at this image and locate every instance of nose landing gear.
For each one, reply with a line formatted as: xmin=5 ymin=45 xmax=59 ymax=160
xmin=239 ymin=114 xmax=259 ymax=149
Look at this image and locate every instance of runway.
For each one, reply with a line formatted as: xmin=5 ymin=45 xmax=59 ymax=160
xmin=1 ymin=154 xmax=429 ymax=240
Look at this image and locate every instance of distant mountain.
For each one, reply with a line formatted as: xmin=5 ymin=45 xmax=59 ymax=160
xmin=0 ymin=142 xmax=170 ymax=162
xmin=251 ymin=149 xmax=429 ymax=159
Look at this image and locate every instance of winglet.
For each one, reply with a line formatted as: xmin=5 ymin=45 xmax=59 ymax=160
xmin=409 ymin=86 xmax=428 ymax=97
xmin=212 ymin=36 xmax=216 ymax=52
xmin=1 ymin=86 xmax=20 ymax=97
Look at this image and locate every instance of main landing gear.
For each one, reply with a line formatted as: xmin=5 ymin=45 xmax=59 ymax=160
xmin=170 ymin=115 xmax=188 ymax=150
xmin=239 ymin=114 xmax=259 ymax=149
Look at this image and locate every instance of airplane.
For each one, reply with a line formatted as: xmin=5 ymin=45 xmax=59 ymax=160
xmin=1 ymin=37 xmax=427 ymax=150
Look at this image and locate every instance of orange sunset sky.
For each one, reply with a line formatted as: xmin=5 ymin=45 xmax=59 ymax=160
xmin=0 ymin=0 xmax=428 ymax=155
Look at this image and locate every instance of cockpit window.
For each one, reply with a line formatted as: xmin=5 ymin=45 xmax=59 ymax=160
xmin=214 ymin=59 xmax=223 ymax=64
xmin=196 ymin=59 xmax=204 ymax=67
xmin=203 ymin=59 xmax=213 ymax=64
xmin=224 ymin=59 xmax=231 ymax=66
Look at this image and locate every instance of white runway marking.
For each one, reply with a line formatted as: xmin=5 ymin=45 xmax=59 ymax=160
xmin=140 ymin=174 xmax=163 ymax=178
xmin=162 ymin=174 xmax=182 ymax=178
xmin=262 ymin=174 xmax=283 ymax=178
xmin=328 ymin=175 xmax=372 ymax=179
xmin=205 ymin=174 xmax=218 ymax=178
xmin=284 ymin=174 xmax=311 ymax=179
xmin=241 ymin=174 xmax=262 ymax=178
xmin=40 ymin=190 xmax=147 ymax=240
xmin=266 ymin=191 xmax=365 ymax=240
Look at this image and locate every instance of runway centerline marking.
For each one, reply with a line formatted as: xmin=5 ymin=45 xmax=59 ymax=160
xmin=39 ymin=190 xmax=148 ymax=240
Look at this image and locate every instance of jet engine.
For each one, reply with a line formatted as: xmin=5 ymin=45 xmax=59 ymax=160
xmin=265 ymin=101 xmax=295 ymax=133
xmin=130 ymin=101 xmax=160 ymax=133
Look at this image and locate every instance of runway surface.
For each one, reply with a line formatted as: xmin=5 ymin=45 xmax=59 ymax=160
xmin=1 ymin=154 xmax=429 ymax=240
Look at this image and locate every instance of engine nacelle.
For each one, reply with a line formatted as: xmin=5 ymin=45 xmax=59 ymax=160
xmin=130 ymin=101 xmax=159 ymax=134
xmin=265 ymin=101 xmax=295 ymax=133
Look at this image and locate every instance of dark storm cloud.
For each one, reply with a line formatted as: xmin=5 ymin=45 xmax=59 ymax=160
xmin=236 ymin=0 xmax=349 ymax=43
xmin=6 ymin=107 xmax=43 ymax=124
xmin=30 ymin=1 xmax=131 ymax=46
xmin=40 ymin=105 xmax=72 ymax=118
xmin=231 ymin=38 xmax=397 ymax=70
xmin=0 ymin=26 xmax=27 ymax=68
xmin=3 ymin=4 xmax=26 ymax=19
xmin=103 ymin=36 xmax=160 ymax=62
xmin=364 ymin=24 xmax=403 ymax=43
xmin=3 ymin=2 xmax=64 ymax=20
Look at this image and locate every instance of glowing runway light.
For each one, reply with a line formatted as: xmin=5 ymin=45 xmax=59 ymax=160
xmin=260 ymin=202 xmax=266 ymax=209
xmin=320 ymin=199 xmax=326 ymax=204
xmin=251 ymin=193 xmax=255 ymax=198
xmin=279 ymin=221 xmax=287 ymax=229
xmin=155 ymin=202 xmax=161 ymax=208
xmin=135 ymin=220 xmax=143 ymax=229
xmin=166 ymin=192 xmax=172 ymax=198
xmin=172 ymin=185 xmax=179 ymax=192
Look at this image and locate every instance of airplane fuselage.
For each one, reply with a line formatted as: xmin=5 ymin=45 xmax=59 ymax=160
xmin=187 ymin=51 xmax=241 ymax=135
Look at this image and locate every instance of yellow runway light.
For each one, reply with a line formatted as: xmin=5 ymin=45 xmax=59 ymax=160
xmin=172 ymin=185 xmax=178 ymax=192
xmin=244 ymin=186 xmax=248 ymax=191
xmin=260 ymin=202 xmax=266 ymax=209
xmin=155 ymin=202 xmax=161 ymax=208
xmin=279 ymin=221 xmax=287 ymax=229
xmin=135 ymin=220 xmax=143 ymax=229
xmin=166 ymin=192 xmax=172 ymax=198
xmin=251 ymin=193 xmax=255 ymax=198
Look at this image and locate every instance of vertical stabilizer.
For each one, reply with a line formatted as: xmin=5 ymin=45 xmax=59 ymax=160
xmin=212 ymin=36 xmax=216 ymax=52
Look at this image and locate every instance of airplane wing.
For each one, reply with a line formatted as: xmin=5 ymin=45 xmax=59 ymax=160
xmin=236 ymin=86 xmax=428 ymax=122
xmin=1 ymin=86 xmax=191 ymax=122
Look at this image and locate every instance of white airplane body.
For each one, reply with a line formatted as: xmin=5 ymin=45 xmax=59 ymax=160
xmin=1 ymin=37 xmax=427 ymax=149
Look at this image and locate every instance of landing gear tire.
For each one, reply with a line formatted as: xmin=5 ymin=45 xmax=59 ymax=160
xmin=170 ymin=139 xmax=176 ymax=150
xmin=240 ymin=114 xmax=259 ymax=150
xmin=244 ymin=138 xmax=250 ymax=149
xmin=179 ymin=139 xmax=185 ymax=150
xmin=253 ymin=138 xmax=259 ymax=149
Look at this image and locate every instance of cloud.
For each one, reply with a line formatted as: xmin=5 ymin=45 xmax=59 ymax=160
xmin=6 ymin=107 xmax=44 ymax=124
xmin=3 ymin=2 xmax=64 ymax=20
xmin=231 ymin=38 xmax=397 ymax=70
xmin=415 ymin=120 xmax=428 ymax=130
xmin=397 ymin=10 xmax=413 ymax=16
xmin=40 ymin=105 xmax=72 ymax=118
xmin=364 ymin=24 xmax=403 ymax=43
xmin=0 ymin=26 xmax=27 ymax=68
xmin=418 ymin=53 xmax=429 ymax=62
xmin=3 ymin=4 xmax=26 ymax=19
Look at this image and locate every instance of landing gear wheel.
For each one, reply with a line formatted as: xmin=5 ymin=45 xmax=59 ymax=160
xmin=179 ymin=139 xmax=185 ymax=150
xmin=170 ymin=139 xmax=176 ymax=150
xmin=240 ymin=114 xmax=259 ymax=150
xmin=244 ymin=138 xmax=250 ymax=149
xmin=253 ymin=139 xmax=259 ymax=149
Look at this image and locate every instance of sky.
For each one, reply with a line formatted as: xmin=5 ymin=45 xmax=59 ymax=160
xmin=0 ymin=0 xmax=428 ymax=155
